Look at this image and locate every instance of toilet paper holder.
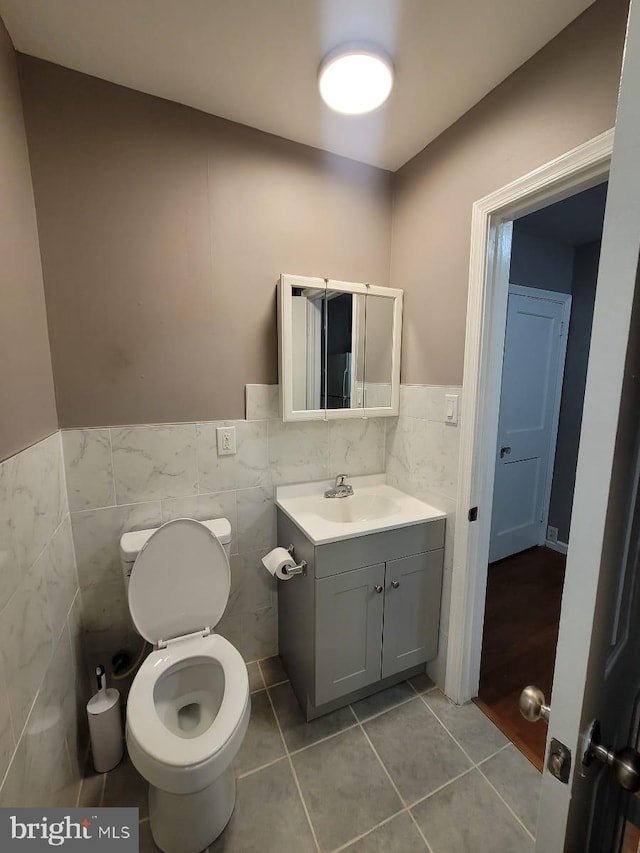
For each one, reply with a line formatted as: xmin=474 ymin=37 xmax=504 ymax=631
xmin=286 ymin=545 xmax=307 ymax=577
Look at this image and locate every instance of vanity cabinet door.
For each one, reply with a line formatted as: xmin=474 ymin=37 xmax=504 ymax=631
xmin=381 ymin=550 xmax=443 ymax=679
xmin=315 ymin=563 xmax=385 ymax=705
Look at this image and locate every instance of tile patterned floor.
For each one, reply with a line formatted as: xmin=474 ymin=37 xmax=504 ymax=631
xmin=77 ymin=658 xmax=540 ymax=853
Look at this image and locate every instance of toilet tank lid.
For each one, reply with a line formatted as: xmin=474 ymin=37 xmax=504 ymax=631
xmin=120 ymin=518 xmax=231 ymax=563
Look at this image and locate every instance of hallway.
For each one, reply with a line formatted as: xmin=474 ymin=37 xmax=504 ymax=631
xmin=474 ymin=546 xmax=566 ymax=771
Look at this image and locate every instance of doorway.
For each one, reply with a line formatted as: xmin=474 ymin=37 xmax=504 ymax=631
xmin=474 ymin=182 xmax=608 ymax=769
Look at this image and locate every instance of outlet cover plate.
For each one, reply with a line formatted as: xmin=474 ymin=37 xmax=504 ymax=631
xmin=216 ymin=426 xmax=236 ymax=456
xmin=445 ymin=394 xmax=459 ymax=425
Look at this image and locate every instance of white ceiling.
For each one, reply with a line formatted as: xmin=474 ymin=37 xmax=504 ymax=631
xmin=0 ymin=0 xmax=593 ymax=171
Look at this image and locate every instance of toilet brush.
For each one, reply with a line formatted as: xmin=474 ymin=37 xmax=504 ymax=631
xmin=87 ymin=664 xmax=124 ymax=772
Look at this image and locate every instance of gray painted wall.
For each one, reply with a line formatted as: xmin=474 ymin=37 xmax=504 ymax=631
xmin=510 ymin=228 xmax=574 ymax=293
xmin=0 ymin=20 xmax=57 ymax=461
xmin=12 ymin=0 xmax=628 ymax=428
xmin=18 ymin=56 xmax=391 ymax=428
xmin=549 ymin=241 xmax=600 ymax=542
xmin=390 ymin=0 xmax=626 ymax=386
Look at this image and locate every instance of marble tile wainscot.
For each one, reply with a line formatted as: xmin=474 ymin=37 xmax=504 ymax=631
xmin=63 ymin=400 xmax=387 ymax=684
xmin=385 ymin=384 xmax=463 ymax=687
xmin=0 ymin=431 xmax=87 ymax=808
xmin=63 ymin=383 xmax=461 ymax=695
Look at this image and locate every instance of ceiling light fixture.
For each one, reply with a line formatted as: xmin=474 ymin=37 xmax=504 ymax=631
xmin=318 ymin=45 xmax=394 ymax=115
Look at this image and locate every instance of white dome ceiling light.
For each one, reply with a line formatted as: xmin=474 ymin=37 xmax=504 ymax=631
xmin=318 ymin=45 xmax=394 ymax=116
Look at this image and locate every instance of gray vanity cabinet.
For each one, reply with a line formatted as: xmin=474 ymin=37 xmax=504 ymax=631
xmin=277 ymin=508 xmax=446 ymax=720
xmin=316 ymin=563 xmax=385 ymax=703
xmin=381 ymin=551 xmax=443 ymax=678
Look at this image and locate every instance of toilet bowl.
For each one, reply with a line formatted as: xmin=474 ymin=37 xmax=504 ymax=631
xmin=120 ymin=518 xmax=250 ymax=853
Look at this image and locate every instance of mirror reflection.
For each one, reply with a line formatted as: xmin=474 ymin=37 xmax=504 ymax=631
xmin=324 ymin=289 xmax=365 ymax=411
xmin=281 ymin=274 xmax=402 ymax=420
xmin=290 ymin=285 xmax=324 ymax=412
xmin=290 ymin=287 xmax=367 ymax=412
xmin=362 ymin=295 xmax=394 ymax=408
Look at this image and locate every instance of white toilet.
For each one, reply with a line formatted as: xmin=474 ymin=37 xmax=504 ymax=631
xmin=119 ymin=517 xmax=250 ymax=853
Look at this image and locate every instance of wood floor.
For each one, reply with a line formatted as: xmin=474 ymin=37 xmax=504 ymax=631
xmin=474 ymin=546 xmax=566 ymax=771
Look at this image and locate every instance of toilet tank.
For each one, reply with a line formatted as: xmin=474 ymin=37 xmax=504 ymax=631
xmin=119 ymin=518 xmax=232 ymax=590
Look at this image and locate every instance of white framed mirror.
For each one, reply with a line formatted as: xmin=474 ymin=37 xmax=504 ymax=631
xmin=278 ymin=274 xmax=403 ymax=421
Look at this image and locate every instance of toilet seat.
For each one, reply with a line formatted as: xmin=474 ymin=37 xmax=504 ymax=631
xmin=127 ymin=632 xmax=249 ymax=795
xmin=126 ymin=519 xmax=249 ymax=797
xmin=128 ymin=518 xmax=231 ymax=644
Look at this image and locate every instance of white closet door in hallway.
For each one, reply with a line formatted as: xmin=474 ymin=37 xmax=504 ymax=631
xmin=489 ymin=285 xmax=570 ymax=563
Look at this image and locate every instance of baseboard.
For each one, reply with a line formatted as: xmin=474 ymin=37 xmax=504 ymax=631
xmin=545 ymin=539 xmax=568 ymax=555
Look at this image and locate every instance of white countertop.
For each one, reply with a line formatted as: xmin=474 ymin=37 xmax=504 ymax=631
xmin=275 ymin=474 xmax=446 ymax=545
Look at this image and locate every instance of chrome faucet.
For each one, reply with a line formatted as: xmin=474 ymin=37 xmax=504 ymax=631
xmin=324 ymin=474 xmax=354 ymax=499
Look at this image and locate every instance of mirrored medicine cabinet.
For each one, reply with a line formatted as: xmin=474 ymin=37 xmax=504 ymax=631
xmin=278 ymin=274 xmax=403 ymax=421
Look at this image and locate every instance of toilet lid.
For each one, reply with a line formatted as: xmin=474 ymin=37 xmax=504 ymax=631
xmin=128 ymin=518 xmax=230 ymax=644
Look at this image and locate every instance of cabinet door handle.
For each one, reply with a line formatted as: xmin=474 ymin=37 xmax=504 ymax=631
xmin=391 ymin=580 xmax=400 ymax=589
xmin=374 ymin=585 xmax=383 ymax=594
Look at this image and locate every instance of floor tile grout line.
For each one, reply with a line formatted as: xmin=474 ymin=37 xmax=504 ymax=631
xmin=263 ymin=677 xmax=288 ymax=688
xmin=356 ymin=721 xmax=408 ymax=808
xmin=405 ymin=765 xmax=477 ymax=811
xmin=419 ymin=689 xmax=516 ymax=771
xmin=407 ymin=678 xmax=438 ymax=699
xmin=477 ymin=741 xmax=513 ymax=765
xmin=328 ymin=807 xmax=408 ymax=853
xmin=237 ymin=753 xmax=288 ymax=780
xmin=417 ymin=692 xmax=478 ymax=767
xmin=277 ymin=688 xmax=534 ymax=847
xmin=408 ymin=812 xmax=434 ymax=852
xmin=262 ymin=686 xmax=361 ymax=758
xmin=77 ymin=678 xmax=531 ymax=850
xmin=476 ymin=764 xmax=536 ymax=842
xmin=264 ymin=684 xmax=436 ymax=850
xmin=286 ymin=752 xmax=321 ymax=853
xmin=264 ymin=684 xmax=321 ymax=852
xmin=236 ymin=716 xmax=362 ymax=780
xmin=401 ymin=692 xmax=539 ymax=840
xmin=253 ymin=660 xmax=267 ymax=691
xmin=355 ymin=720 xmax=434 ymax=853
xmin=288 ymin=723 xmax=361 ymax=757
xmin=350 ymin=691 xmax=422 ymax=725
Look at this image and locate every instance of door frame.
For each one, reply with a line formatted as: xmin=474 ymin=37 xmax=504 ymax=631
xmin=490 ymin=283 xmax=572 ymax=561
xmin=445 ymin=129 xmax=613 ymax=704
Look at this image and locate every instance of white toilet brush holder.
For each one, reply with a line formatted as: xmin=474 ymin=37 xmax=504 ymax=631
xmin=87 ymin=664 xmax=124 ymax=773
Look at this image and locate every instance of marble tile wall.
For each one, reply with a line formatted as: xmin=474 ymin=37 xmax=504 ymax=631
xmin=385 ymin=384 xmax=463 ymax=687
xmin=64 ymin=386 xmax=387 ymax=676
xmin=60 ymin=383 xmax=460 ymax=696
xmin=0 ymin=432 xmax=86 ymax=808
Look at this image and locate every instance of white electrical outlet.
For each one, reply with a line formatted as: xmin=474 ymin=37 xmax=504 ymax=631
xmin=547 ymin=525 xmax=558 ymax=543
xmin=216 ymin=426 xmax=236 ymax=456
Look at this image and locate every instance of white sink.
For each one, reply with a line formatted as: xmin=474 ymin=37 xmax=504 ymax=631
xmin=315 ymin=494 xmax=401 ymax=524
xmin=275 ymin=475 xmax=446 ymax=545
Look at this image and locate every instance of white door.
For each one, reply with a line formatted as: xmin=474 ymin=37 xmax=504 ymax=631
xmin=533 ymin=0 xmax=640 ymax=847
xmin=489 ymin=286 xmax=570 ymax=562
